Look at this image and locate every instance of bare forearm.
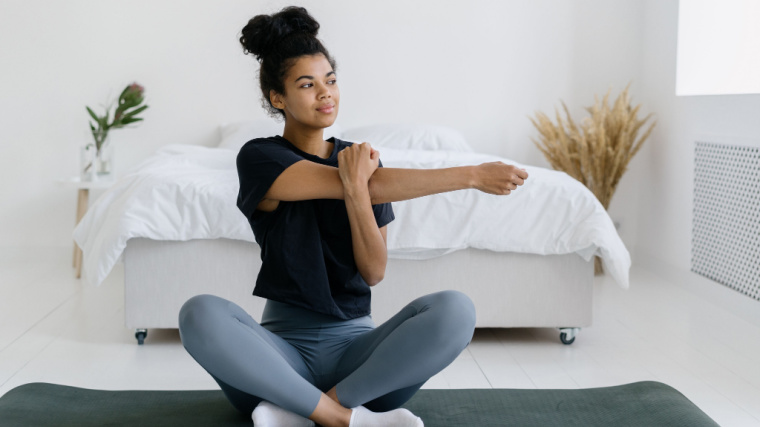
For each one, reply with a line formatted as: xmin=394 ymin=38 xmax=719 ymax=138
xmin=367 ymin=166 xmax=477 ymax=205
xmin=344 ymin=185 xmax=387 ymax=286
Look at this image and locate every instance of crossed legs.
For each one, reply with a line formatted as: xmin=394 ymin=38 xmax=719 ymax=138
xmin=178 ymin=290 xmax=476 ymax=425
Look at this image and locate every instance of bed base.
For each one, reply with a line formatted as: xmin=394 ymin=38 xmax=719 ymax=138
xmin=123 ymin=238 xmax=593 ymax=345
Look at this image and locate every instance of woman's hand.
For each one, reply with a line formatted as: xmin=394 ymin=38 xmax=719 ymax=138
xmin=338 ymin=142 xmax=379 ymax=190
xmin=473 ymin=162 xmax=529 ymax=195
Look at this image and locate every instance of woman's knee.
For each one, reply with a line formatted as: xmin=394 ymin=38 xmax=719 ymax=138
xmin=425 ymin=290 xmax=477 ymax=341
xmin=434 ymin=290 xmax=475 ymax=323
xmin=179 ymin=294 xmax=223 ymax=329
xmin=177 ymin=294 xmax=240 ymax=347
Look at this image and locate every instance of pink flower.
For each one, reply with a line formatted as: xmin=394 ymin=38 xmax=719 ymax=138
xmin=128 ymin=83 xmax=144 ymax=96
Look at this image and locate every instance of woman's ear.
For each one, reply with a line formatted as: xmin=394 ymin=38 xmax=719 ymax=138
xmin=270 ymin=90 xmax=285 ymax=109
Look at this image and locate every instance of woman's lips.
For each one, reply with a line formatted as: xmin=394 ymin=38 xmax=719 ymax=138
xmin=317 ymin=104 xmax=334 ymax=113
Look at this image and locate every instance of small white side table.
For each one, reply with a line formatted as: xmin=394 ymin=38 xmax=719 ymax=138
xmin=56 ymin=176 xmax=115 ymax=278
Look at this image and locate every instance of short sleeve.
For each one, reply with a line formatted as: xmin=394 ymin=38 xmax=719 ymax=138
xmin=236 ymin=140 xmax=304 ymax=218
xmin=372 ymin=158 xmax=395 ymax=228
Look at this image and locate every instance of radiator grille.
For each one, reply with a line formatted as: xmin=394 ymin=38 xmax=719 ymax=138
xmin=692 ymin=141 xmax=760 ymax=301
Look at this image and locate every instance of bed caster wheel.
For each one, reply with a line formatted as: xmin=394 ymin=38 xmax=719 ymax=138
xmin=559 ymin=333 xmax=575 ymax=345
xmin=135 ymin=329 xmax=148 ymax=345
xmin=559 ymin=327 xmax=580 ymax=345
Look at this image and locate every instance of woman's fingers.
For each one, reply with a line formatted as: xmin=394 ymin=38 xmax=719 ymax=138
xmin=512 ymin=166 xmax=528 ymax=185
xmin=337 ymin=142 xmax=378 ymax=185
xmin=475 ymin=162 xmax=530 ymax=195
xmin=360 ymin=142 xmax=379 ymax=167
xmin=354 ymin=142 xmax=379 ymax=158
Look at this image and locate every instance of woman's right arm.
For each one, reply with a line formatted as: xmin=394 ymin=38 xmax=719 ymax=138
xmin=368 ymin=162 xmax=527 ymax=204
xmin=261 ymin=157 xmax=527 ymax=204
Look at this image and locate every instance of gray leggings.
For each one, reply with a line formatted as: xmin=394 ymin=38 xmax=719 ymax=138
xmin=178 ymin=290 xmax=476 ymax=418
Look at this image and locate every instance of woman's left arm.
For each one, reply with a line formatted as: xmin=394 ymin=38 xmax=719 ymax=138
xmin=338 ymin=142 xmax=387 ymax=287
xmin=344 ymin=186 xmax=387 ymax=286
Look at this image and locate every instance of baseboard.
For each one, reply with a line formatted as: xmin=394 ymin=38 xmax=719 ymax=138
xmin=637 ymin=252 xmax=760 ymax=329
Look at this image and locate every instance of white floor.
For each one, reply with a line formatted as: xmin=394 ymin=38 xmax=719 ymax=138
xmin=2 ymin=247 xmax=760 ymax=426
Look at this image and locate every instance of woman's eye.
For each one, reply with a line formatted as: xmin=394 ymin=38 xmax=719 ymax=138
xmin=300 ymin=80 xmax=335 ymax=88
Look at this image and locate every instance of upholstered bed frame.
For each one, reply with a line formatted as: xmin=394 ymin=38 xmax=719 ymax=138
xmin=123 ymin=237 xmax=593 ymax=345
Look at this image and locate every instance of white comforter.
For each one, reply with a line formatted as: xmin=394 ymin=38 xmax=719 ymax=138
xmin=73 ymin=144 xmax=630 ymax=289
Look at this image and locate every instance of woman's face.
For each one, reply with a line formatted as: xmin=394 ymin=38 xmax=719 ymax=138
xmin=271 ymin=53 xmax=339 ymax=130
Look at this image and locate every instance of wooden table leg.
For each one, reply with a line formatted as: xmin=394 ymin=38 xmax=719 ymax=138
xmin=74 ymin=188 xmax=89 ymax=278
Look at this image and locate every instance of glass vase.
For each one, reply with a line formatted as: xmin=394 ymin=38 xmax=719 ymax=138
xmin=80 ymin=129 xmax=114 ymax=181
xmin=95 ymin=139 xmax=114 ymax=180
xmin=80 ymin=143 xmax=97 ymax=181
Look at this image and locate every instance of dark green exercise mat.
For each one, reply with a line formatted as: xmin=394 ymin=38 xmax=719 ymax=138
xmin=0 ymin=381 xmax=718 ymax=426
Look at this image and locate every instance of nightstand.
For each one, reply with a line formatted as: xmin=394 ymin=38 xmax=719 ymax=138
xmin=56 ymin=176 xmax=115 ymax=278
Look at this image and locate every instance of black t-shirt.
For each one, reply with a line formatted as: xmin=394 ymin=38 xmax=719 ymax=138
xmin=235 ymin=135 xmax=395 ymax=320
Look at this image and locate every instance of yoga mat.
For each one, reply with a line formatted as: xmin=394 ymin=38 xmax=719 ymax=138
xmin=0 ymin=381 xmax=718 ymax=426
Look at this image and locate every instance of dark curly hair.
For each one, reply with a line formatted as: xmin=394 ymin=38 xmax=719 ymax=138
xmin=239 ymin=6 xmax=338 ymax=120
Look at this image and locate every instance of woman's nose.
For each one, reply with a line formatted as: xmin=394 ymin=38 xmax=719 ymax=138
xmin=317 ymin=83 xmax=331 ymax=99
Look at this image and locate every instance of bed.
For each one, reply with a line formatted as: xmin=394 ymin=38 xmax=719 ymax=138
xmin=73 ymin=121 xmax=630 ymax=345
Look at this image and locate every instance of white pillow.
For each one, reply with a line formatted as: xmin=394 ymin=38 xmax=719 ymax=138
xmin=217 ymin=118 xmax=343 ymax=152
xmin=340 ymin=123 xmax=474 ymax=152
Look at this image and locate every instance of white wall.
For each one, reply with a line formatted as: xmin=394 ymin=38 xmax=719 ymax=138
xmin=0 ymin=0 xmax=645 ymax=259
xmin=637 ymin=0 xmax=760 ymax=271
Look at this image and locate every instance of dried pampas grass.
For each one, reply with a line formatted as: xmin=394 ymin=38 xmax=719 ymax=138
xmin=528 ymin=82 xmax=656 ymax=275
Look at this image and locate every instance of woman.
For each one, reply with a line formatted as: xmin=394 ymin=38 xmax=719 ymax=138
xmin=178 ymin=6 xmax=528 ymax=427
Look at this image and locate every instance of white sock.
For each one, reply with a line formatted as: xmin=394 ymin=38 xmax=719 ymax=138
xmin=251 ymin=400 xmax=315 ymax=427
xmin=348 ymin=405 xmax=423 ymax=427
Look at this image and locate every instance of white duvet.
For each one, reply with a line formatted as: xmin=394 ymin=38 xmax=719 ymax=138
xmin=73 ymin=143 xmax=630 ymax=289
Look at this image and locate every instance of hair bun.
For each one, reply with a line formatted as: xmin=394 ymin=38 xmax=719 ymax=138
xmin=240 ymin=6 xmax=320 ymax=60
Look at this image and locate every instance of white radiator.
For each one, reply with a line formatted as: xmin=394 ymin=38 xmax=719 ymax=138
xmin=692 ymin=141 xmax=760 ymax=301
